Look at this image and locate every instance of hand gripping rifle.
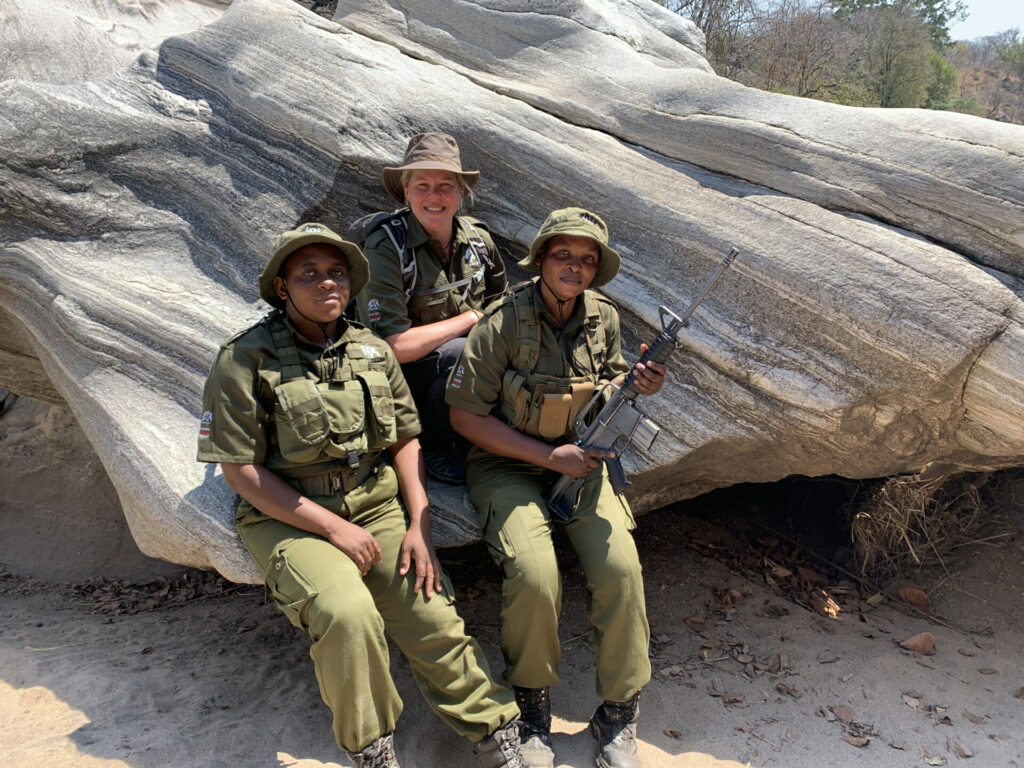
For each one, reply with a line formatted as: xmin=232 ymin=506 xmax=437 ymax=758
xmin=544 ymin=247 xmax=739 ymax=521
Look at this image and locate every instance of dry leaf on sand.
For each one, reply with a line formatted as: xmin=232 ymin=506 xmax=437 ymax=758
xmin=897 ymin=586 xmax=931 ymax=612
xmin=899 ymin=631 xmax=936 ymax=654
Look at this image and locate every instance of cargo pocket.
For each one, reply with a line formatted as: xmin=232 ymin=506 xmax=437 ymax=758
xmin=481 ymin=502 xmax=518 ymax=567
xmin=265 ymin=547 xmax=318 ymax=631
xmin=616 ymin=492 xmax=637 ymax=532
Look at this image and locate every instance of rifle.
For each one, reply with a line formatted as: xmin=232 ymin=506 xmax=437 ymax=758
xmin=544 ymin=247 xmax=739 ymax=520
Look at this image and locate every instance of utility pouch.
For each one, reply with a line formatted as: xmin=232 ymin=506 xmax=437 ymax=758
xmin=529 ymin=383 xmax=574 ymax=441
xmin=320 ymin=380 xmax=368 ymax=462
xmin=273 ymin=378 xmax=330 ymax=463
xmin=567 ymin=380 xmax=597 ymax=432
xmin=355 ymin=369 xmax=397 ymax=449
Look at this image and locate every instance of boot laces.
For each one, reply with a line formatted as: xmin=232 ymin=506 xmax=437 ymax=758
xmin=514 ymin=686 xmax=551 ymax=734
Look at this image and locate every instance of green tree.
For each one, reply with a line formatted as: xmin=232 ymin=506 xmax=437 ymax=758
xmin=855 ymin=5 xmax=934 ymax=106
xmin=831 ymin=0 xmax=966 ymax=48
xmin=924 ymin=50 xmax=959 ymax=107
xmin=998 ymin=33 xmax=1024 ymax=79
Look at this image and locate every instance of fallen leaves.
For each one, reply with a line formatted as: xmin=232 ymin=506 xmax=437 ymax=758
xmin=899 ymin=631 xmax=936 ymax=655
xmin=897 ymin=586 xmax=931 ymax=612
xmin=71 ymin=570 xmax=244 ymax=615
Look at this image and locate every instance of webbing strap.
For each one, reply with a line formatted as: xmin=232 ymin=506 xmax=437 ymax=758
xmin=268 ymin=313 xmax=305 ymax=383
xmin=511 ymin=284 xmax=541 ymax=374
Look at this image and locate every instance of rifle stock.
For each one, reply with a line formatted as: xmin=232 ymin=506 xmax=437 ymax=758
xmin=543 ymin=247 xmax=738 ymax=520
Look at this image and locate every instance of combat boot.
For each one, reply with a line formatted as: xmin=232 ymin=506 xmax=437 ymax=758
xmin=473 ymin=719 xmax=526 ymax=768
xmin=347 ymin=732 xmax=400 ymax=768
xmin=514 ymin=686 xmax=555 ymax=768
xmin=588 ymin=692 xmax=641 ymax=768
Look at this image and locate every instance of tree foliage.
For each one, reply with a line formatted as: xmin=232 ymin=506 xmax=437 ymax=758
xmin=659 ymin=0 xmax=1022 ymax=123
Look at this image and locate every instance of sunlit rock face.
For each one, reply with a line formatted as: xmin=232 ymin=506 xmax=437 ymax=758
xmin=2 ymin=0 xmax=1022 ymax=582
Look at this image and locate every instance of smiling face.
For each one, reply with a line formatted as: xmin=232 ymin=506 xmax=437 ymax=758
xmin=273 ymin=244 xmax=350 ymax=335
xmin=538 ymin=235 xmax=600 ymax=309
xmin=403 ymin=169 xmax=463 ymax=241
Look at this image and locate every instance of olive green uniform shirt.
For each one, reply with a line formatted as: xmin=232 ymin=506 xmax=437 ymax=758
xmin=358 ymin=214 xmax=507 ymax=337
xmin=445 ymin=278 xmax=628 ymax=433
xmin=197 ymin=314 xmax=420 ymax=472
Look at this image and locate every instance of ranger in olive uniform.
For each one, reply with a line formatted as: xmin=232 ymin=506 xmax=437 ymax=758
xmin=356 ymin=132 xmax=507 ymax=484
xmin=197 ymin=223 xmax=524 ymax=768
xmin=446 ymin=209 xmax=666 ymax=768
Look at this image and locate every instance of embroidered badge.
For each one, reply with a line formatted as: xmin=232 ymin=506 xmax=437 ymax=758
xmin=367 ymin=297 xmax=381 ymax=323
xmin=199 ymin=411 xmax=213 ymax=438
xmin=578 ymin=211 xmax=600 ymax=226
xmin=361 ymin=344 xmax=382 ymax=361
xmin=450 ymin=364 xmax=464 ymax=389
xmin=300 ymin=224 xmax=323 ymax=233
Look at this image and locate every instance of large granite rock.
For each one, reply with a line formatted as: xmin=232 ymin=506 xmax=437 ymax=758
xmin=1 ymin=0 xmax=1022 ymax=582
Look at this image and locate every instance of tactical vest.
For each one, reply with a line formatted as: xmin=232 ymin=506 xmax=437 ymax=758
xmin=347 ymin=207 xmax=494 ymax=305
xmin=266 ymin=313 xmax=397 ymax=484
xmin=497 ymin=283 xmax=608 ymax=443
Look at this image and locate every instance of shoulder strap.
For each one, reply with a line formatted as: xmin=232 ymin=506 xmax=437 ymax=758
xmin=511 ymin=283 xmax=541 ymax=374
xmin=266 ymin=311 xmax=306 ymax=383
xmin=346 ymin=208 xmax=416 ymax=300
xmin=581 ymin=292 xmax=608 ymax=373
xmin=456 ymin=217 xmax=494 ymax=269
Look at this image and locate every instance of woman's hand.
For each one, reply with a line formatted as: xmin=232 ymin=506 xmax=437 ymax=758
xmin=545 ymin=443 xmax=614 ymax=478
xmin=400 ymin=518 xmax=443 ymax=599
xmin=324 ymin=518 xmax=382 ymax=576
xmin=630 ymin=342 xmax=667 ymax=396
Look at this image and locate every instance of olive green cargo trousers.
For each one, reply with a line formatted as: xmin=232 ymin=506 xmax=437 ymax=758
xmin=236 ymin=464 xmax=518 ymax=753
xmin=466 ymin=454 xmax=651 ymax=703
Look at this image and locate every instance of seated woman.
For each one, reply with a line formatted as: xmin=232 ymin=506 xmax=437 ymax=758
xmin=196 ymin=223 xmax=524 ymax=768
xmin=356 ymin=132 xmax=507 ymax=484
xmin=446 ymin=209 xmax=666 ymax=768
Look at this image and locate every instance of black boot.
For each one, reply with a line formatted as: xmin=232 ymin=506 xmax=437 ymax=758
xmin=423 ymin=437 xmax=466 ymax=485
xmin=473 ymin=719 xmax=525 ymax=768
xmin=588 ymin=692 xmax=641 ymax=768
xmin=514 ymin=686 xmax=555 ymax=768
xmin=347 ymin=732 xmax=400 ymax=768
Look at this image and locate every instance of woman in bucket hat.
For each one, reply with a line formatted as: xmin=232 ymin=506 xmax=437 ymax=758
xmin=197 ymin=223 xmax=525 ymax=768
xmin=355 ymin=132 xmax=508 ymax=485
xmin=446 ymin=209 xmax=666 ymax=768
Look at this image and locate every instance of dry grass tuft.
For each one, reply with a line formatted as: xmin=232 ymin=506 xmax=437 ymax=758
xmin=849 ymin=473 xmax=988 ymax=581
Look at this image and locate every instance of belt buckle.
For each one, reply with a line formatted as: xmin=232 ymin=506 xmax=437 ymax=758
xmin=330 ymin=472 xmax=343 ymax=494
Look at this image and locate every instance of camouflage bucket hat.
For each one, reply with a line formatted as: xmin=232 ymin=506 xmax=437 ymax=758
xmin=258 ymin=223 xmax=370 ymax=308
xmin=382 ymin=132 xmax=480 ymax=203
xmin=519 ymin=207 xmax=621 ymax=288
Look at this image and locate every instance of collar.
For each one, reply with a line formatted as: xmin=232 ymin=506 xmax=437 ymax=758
xmin=281 ymin=313 xmax=353 ymax=349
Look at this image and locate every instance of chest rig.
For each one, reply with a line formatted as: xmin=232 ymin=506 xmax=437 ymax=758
xmin=267 ymin=314 xmax=397 ymax=491
xmin=498 ymin=283 xmax=608 ymax=443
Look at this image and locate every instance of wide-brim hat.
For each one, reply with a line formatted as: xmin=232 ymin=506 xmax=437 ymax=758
xmin=382 ymin=132 xmax=480 ymax=203
xmin=258 ymin=223 xmax=370 ymax=308
xmin=519 ymin=207 xmax=621 ymax=288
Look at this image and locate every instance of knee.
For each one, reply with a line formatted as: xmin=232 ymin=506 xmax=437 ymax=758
xmin=306 ymin=582 xmax=380 ymax=639
xmin=504 ymin=547 xmax=560 ymax=607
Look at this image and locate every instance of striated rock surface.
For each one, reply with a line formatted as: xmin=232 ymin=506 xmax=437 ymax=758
xmin=1 ymin=0 xmax=1022 ymax=582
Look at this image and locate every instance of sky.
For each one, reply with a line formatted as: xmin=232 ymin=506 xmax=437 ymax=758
xmin=948 ymin=0 xmax=1023 ymax=41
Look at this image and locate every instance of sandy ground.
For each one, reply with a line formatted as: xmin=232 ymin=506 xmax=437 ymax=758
xmin=3 ymin=496 xmax=1024 ymax=768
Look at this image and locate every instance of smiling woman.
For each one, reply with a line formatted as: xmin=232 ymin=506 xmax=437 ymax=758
xmin=355 ymin=132 xmax=509 ymax=485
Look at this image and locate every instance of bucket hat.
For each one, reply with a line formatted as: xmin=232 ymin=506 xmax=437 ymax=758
xmin=258 ymin=223 xmax=370 ymax=308
xmin=382 ymin=132 xmax=480 ymax=203
xmin=519 ymin=207 xmax=621 ymax=288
